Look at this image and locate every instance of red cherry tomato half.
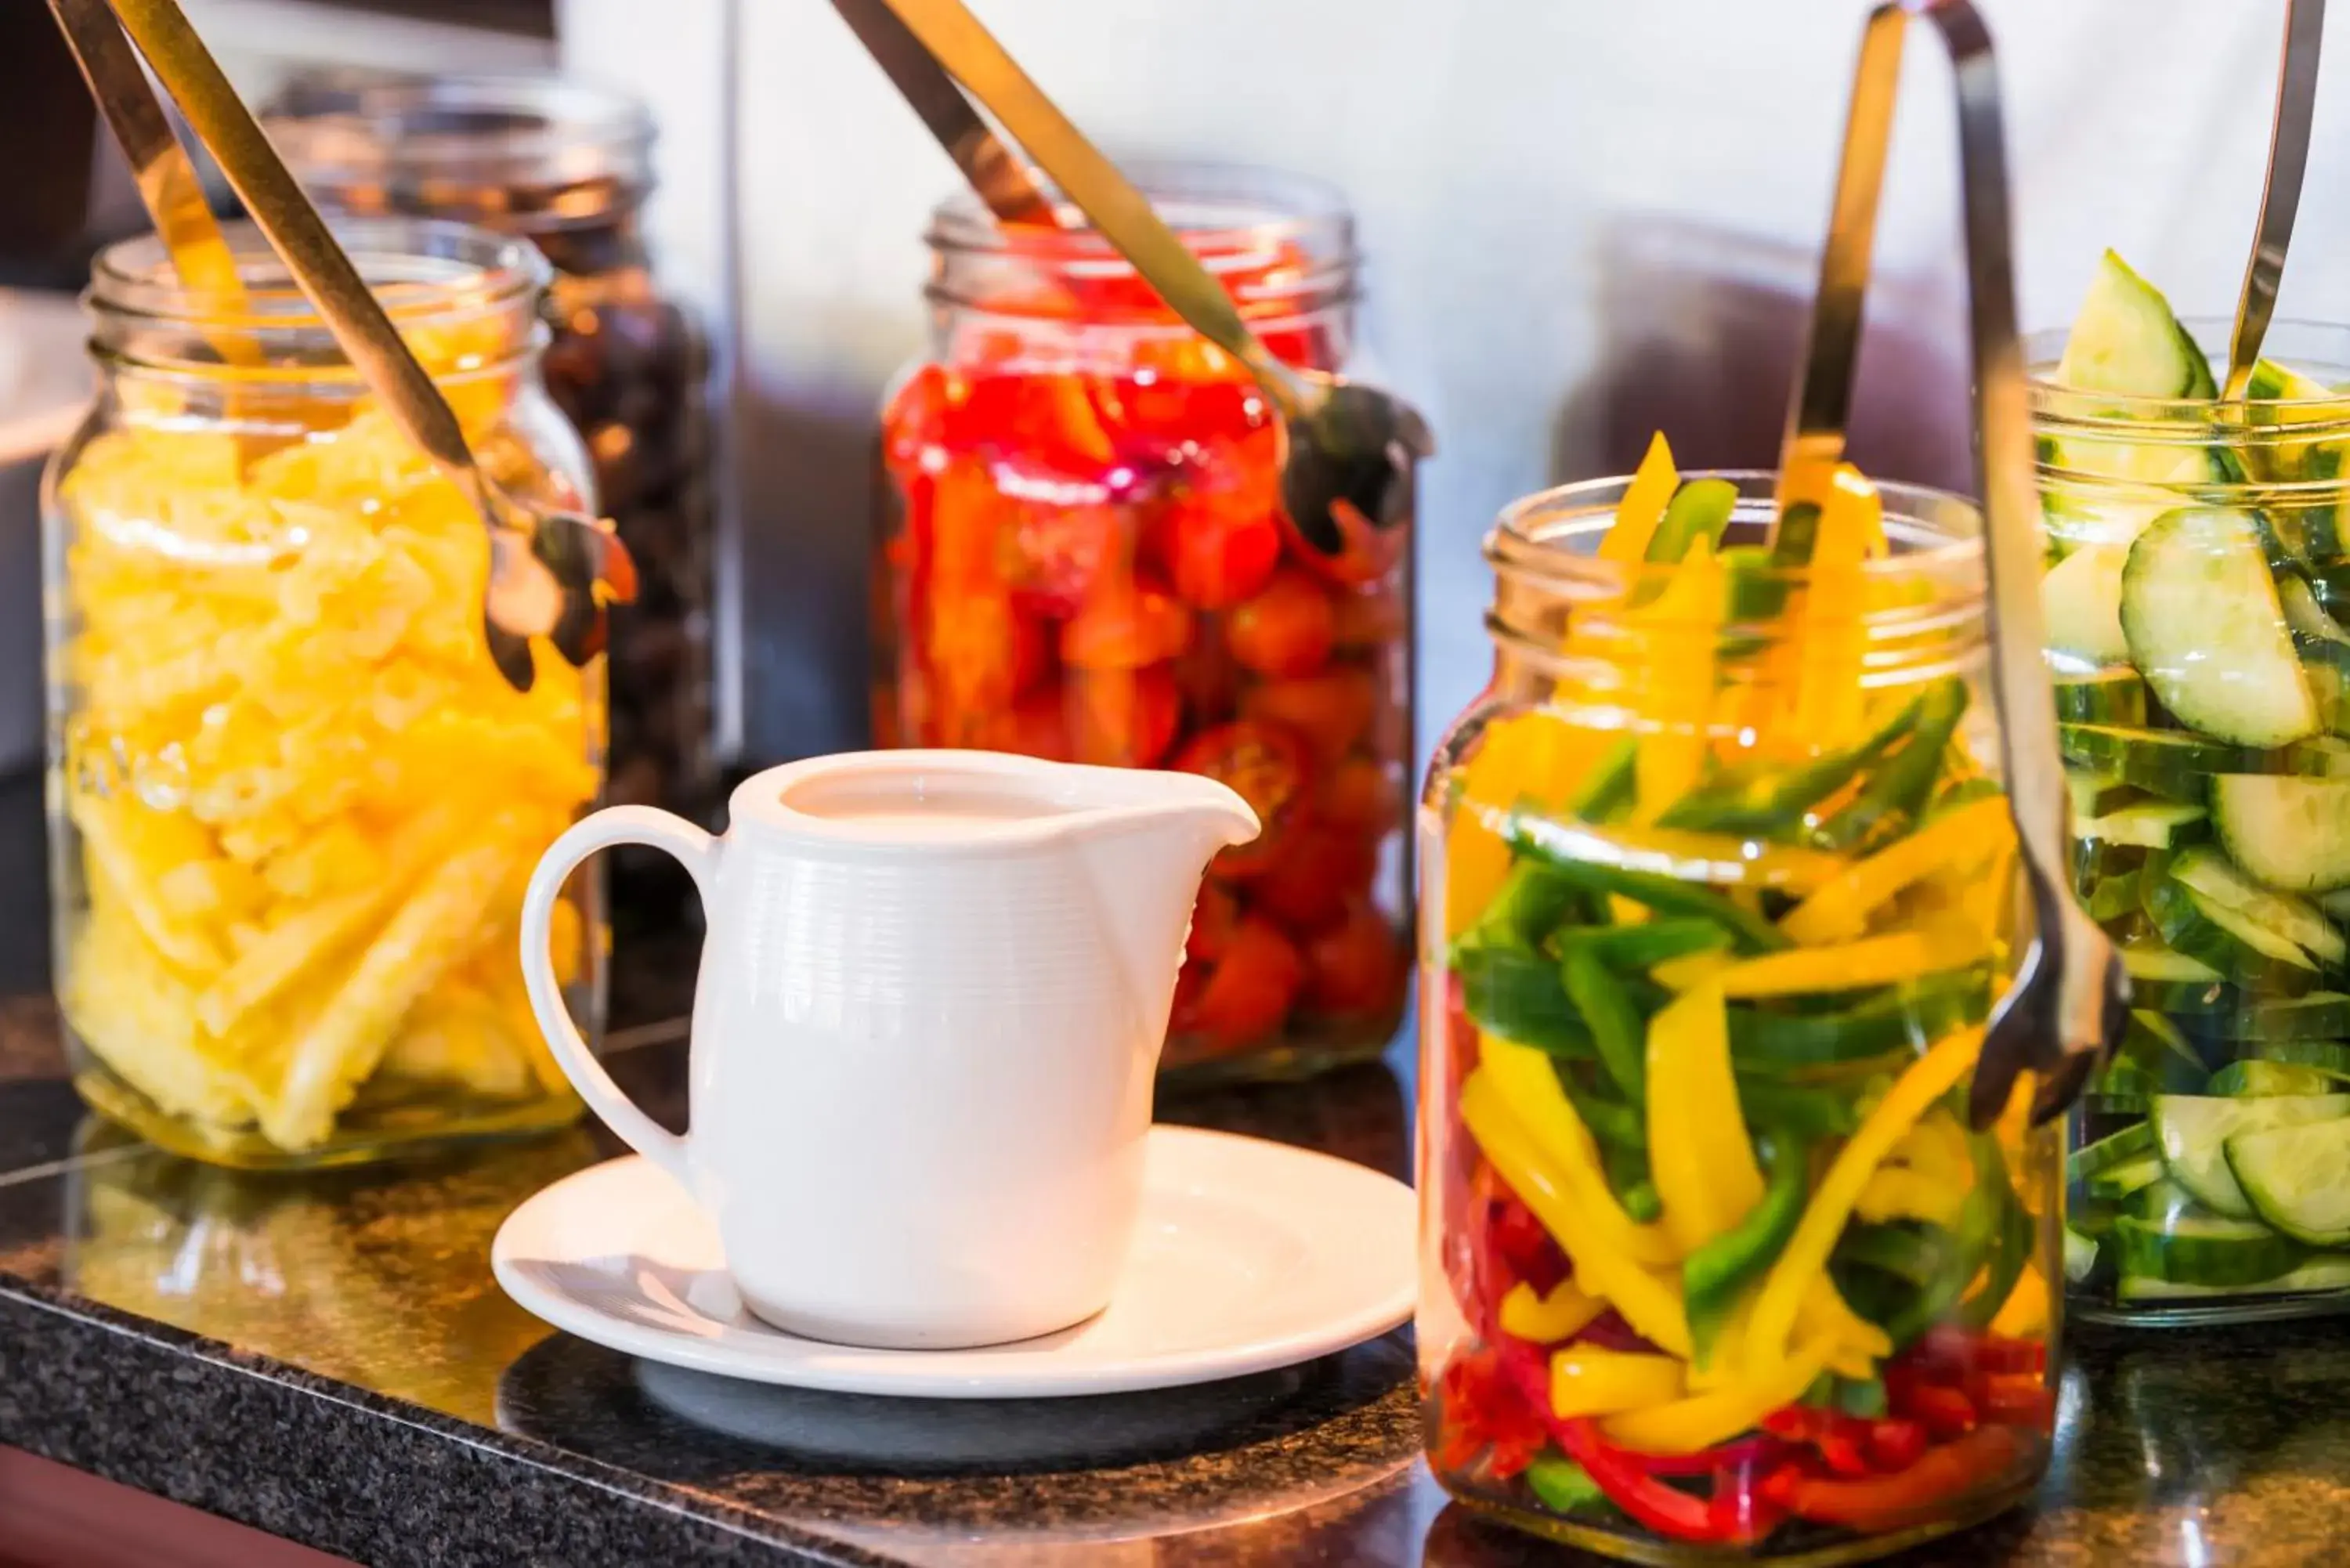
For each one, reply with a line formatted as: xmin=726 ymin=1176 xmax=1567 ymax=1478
xmin=1061 ymin=576 xmax=1193 ymax=670
xmin=1170 ymin=631 xmax=1242 ymax=726
xmin=999 ymin=497 xmax=1129 ymax=620
xmin=1249 ymin=820 xmax=1377 ymax=933
xmin=953 ymin=372 xmax=1120 ymax=472
xmin=1303 ymin=902 xmax=1406 ymax=1017
xmin=1225 ymin=567 xmax=1336 ymax=677
xmin=1152 ymin=491 xmax=1282 ymax=611
xmin=1170 ymin=914 xmax=1303 ymax=1053
xmin=1288 ymin=494 xmax=1411 ymax=588
xmin=1186 ymin=880 xmax=1242 ymax=963
xmin=1330 ymin=581 xmax=1408 ymax=649
xmin=1238 ymin=665 xmax=1378 ymax=764
xmin=1319 ymin=753 xmax=1401 ymax=833
xmin=1069 ymin=665 xmax=1180 ymax=768
xmin=1170 ymin=720 xmax=1313 ymax=879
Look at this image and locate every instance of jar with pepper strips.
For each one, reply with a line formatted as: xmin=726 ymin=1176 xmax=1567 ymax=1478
xmin=266 ymin=70 xmax=717 ymax=938
xmin=1419 ymin=446 xmax=2061 ymax=1561
xmin=876 ymin=164 xmax=1414 ymax=1080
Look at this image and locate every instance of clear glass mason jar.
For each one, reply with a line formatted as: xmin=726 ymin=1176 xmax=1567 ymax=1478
xmin=1419 ymin=474 xmax=2059 ymax=1562
xmin=266 ymin=70 xmax=715 ymax=935
xmin=2035 ymin=320 xmax=2350 ymax=1324
xmin=875 ymin=164 xmax=1415 ymax=1082
xmin=44 ymin=219 xmax=605 ymax=1169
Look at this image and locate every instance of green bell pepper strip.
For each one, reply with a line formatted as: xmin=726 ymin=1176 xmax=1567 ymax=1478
xmin=1725 ymin=969 xmax=1993 ymax=1070
xmin=1643 ymin=478 xmax=1740 ymax=566
xmin=1812 ymin=677 xmax=1970 ymax=851
xmin=1682 ymin=1128 xmax=1809 ymax=1367
xmin=1563 ymin=945 xmax=1647 ymax=1101
xmin=1878 ymin=1134 xmax=2005 ymax=1346
xmin=1554 ymin=919 xmax=1728 ymax=970
xmin=1524 ymin=1454 xmax=1611 ymax=1516
xmin=1733 ymin=1075 xmax=1863 ymax=1138
xmin=1657 ymin=692 xmax=1923 ymax=837
xmin=1565 ymin=735 xmax=1640 ymax=825
xmin=1456 ymin=942 xmax=1595 ymax=1057
xmin=1835 ymin=1376 xmax=1890 ymax=1419
xmin=1469 ymin=860 xmax=1587 ymax=950
xmin=1503 ymin=815 xmax=1793 ymax=953
xmin=1833 ymin=1223 xmax=1948 ymax=1289
xmin=1958 ymin=1147 xmax=2032 ymax=1331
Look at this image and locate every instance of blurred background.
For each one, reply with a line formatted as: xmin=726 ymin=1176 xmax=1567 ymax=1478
xmin=0 ymin=0 xmax=2337 ymax=783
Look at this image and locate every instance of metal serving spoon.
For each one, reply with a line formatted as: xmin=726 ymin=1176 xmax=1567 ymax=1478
xmin=876 ymin=0 xmax=1431 ymax=561
xmin=828 ymin=0 xmax=1055 ymax=227
xmin=2222 ymin=0 xmax=2325 ymax=403
xmin=89 ymin=0 xmax=637 ymax=695
xmin=1784 ymin=0 xmax=2126 ymax=1129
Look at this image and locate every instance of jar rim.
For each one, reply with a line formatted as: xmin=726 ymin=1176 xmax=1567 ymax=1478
xmin=89 ymin=217 xmax=546 ymax=334
xmin=924 ymin=158 xmax=1358 ymax=314
xmin=2028 ymin=318 xmax=2350 ymax=425
xmin=1489 ymin=470 xmax=1987 ymax=598
xmin=265 ymin=70 xmax=654 ymax=186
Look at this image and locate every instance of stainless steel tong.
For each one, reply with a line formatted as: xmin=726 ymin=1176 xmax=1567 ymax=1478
xmin=2224 ymin=0 xmax=2326 ymax=403
xmin=1781 ymin=0 xmax=2126 ymax=1129
xmin=48 ymin=0 xmax=637 ymax=695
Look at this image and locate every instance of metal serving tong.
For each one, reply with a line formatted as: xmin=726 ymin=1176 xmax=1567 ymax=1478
xmin=870 ymin=0 xmax=1431 ymax=562
xmin=1781 ymin=0 xmax=2126 ymax=1129
xmin=828 ymin=0 xmax=1055 ymax=226
xmin=2223 ymin=0 xmax=2325 ymax=403
xmin=51 ymin=0 xmax=637 ymax=695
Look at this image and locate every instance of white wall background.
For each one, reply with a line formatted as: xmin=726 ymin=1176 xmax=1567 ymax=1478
xmin=552 ymin=0 xmax=2348 ymax=771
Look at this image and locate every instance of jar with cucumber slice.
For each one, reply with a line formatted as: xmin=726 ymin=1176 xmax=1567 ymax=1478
xmin=1419 ymin=448 xmax=2058 ymax=1563
xmin=2038 ymin=251 xmax=2350 ymax=1322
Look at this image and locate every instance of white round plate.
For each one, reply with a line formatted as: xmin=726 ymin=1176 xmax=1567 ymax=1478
xmin=491 ymin=1125 xmax=1415 ymax=1398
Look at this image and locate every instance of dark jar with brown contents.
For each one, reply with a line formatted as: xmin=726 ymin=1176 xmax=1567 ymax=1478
xmin=268 ymin=70 xmax=714 ymax=935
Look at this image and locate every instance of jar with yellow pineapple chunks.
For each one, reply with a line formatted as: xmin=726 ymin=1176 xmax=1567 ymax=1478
xmin=44 ymin=219 xmax=605 ymax=1168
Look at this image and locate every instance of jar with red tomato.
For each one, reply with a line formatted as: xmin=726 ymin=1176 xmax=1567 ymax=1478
xmin=875 ymin=164 xmax=1415 ymax=1081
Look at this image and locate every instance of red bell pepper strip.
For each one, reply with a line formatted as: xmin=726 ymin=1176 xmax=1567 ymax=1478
xmin=1866 ymin=1418 xmax=1929 ymax=1473
xmin=1978 ymin=1374 xmax=2056 ymax=1432
xmin=1781 ymin=1425 xmax=2030 ymax=1532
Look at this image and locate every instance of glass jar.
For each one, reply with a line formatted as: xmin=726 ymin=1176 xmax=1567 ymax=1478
xmin=2035 ymin=320 xmax=2350 ymax=1324
xmin=875 ymin=164 xmax=1414 ymax=1082
xmin=266 ymin=70 xmax=715 ymax=935
xmin=1419 ymin=473 xmax=2059 ymax=1562
xmin=45 ymin=219 xmax=604 ymax=1169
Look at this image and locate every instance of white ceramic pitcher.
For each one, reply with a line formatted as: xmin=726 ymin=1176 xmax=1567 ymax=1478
xmin=519 ymin=750 xmax=1257 ymax=1349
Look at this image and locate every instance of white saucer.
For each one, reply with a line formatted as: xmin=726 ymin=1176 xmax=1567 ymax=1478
xmin=491 ymin=1125 xmax=1415 ymax=1399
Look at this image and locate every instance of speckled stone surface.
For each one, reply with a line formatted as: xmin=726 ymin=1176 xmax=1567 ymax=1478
xmin=6 ymin=768 xmax=2350 ymax=1566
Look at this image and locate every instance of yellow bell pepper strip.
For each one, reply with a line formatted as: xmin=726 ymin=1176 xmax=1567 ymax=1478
xmin=1478 ymin=1037 xmax=1682 ymax=1266
xmin=1689 ymin=926 xmax=1988 ymax=999
xmin=1501 ymin=1277 xmax=1608 ymax=1342
xmin=1551 ymin=1347 xmax=1687 ymax=1418
xmin=1599 ymin=1331 xmax=1839 ymax=1454
xmin=1442 ymin=713 xmax=1614 ymax=932
xmin=1791 ymin=464 xmax=1880 ymax=750
xmin=1798 ymin=1276 xmax=1894 ymax=1364
xmin=1599 ymin=432 xmax=1679 ymax=565
xmin=1780 ymin=794 xmax=2014 ymax=945
xmin=1646 ymin=984 xmax=1766 ymax=1253
xmin=1856 ymin=1165 xmax=1970 ymax=1227
xmin=1461 ymin=1069 xmax=1694 ymax=1357
xmin=1746 ymin=1026 xmax=1987 ymax=1364
xmin=1989 ymin=1262 xmax=2050 ymax=1339
xmin=1650 ymin=950 xmax=1735 ymax=991
xmin=1632 ymin=537 xmax=1726 ymax=822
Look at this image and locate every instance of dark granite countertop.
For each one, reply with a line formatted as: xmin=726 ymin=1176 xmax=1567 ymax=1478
xmin=4 ymin=770 xmax=2350 ymax=1566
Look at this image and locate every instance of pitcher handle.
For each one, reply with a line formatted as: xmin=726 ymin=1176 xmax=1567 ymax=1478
xmin=521 ymin=805 xmax=719 ymax=1190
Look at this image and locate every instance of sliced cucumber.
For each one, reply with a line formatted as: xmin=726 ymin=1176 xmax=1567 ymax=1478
xmin=2086 ymin=1153 xmax=2167 ymax=1202
xmin=2210 ymin=774 xmax=2350 ymax=894
xmin=2066 ymin=767 xmax=2132 ymax=819
xmin=2063 ymin=1226 xmax=2099 ymax=1284
xmin=2207 ymin=1060 xmax=2341 ymax=1097
xmin=2044 ymin=543 xmax=2132 ymax=665
xmin=2055 ymin=251 xmax=2213 ymax=399
xmin=2120 ymin=1007 xmax=2212 ymax=1082
xmin=2059 ymin=724 xmax=2350 ymax=797
xmin=2120 ymin=508 xmax=2319 ymax=746
xmin=2249 ymin=1039 xmax=2350 ymax=1075
xmin=2113 ymin=1212 xmax=2305 ymax=1287
xmin=2054 ymin=669 xmax=2149 ymax=728
xmin=2118 ymin=940 xmax=2234 ymax=1013
xmin=2088 ymin=868 xmax=2146 ymax=925
xmin=2185 ymin=991 xmax=2350 ymax=1042
xmin=2226 ymin=1116 xmax=2350 ymax=1245
xmin=2068 ymin=1120 xmax=2157 ymax=1182
xmin=2078 ymin=800 xmax=2207 ymax=850
xmin=2123 ymin=1176 xmax=2198 ymax=1222
xmin=2117 ymin=1255 xmax=2350 ymax=1301
xmin=2146 ymin=877 xmax=2323 ymax=994
xmin=2168 ymin=845 xmax=2345 ymax=962
xmin=2152 ymin=1092 xmax=2350 ymax=1216
xmin=2282 ymin=576 xmax=2350 ymax=645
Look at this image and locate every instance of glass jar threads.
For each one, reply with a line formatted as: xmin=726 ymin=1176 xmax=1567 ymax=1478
xmin=1419 ymin=457 xmax=2057 ymax=1561
xmin=45 ymin=220 xmax=604 ymax=1167
xmin=875 ymin=164 xmax=1415 ymax=1081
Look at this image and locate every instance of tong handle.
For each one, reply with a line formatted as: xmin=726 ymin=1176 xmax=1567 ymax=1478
xmin=2223 ymin=0 xmax=2326 ymax=402
xmin=103 ymin=0 xmax=492 ymax=510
